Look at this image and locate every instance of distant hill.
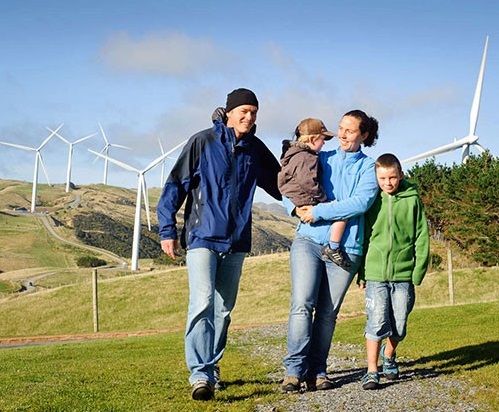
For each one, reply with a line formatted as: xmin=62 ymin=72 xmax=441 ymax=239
xmin=0 ymin=179 xmax=296 ymax=261
xmin=253 ymin=202 xmax=288 ymax=216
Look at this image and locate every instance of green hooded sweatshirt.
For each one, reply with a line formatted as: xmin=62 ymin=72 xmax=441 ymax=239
xmin=358 ymin=179 xmax=429 ymax=286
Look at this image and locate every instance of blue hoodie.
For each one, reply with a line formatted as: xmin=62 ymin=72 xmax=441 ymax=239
xmin=284 ymin=147 xmax=378 ymax=256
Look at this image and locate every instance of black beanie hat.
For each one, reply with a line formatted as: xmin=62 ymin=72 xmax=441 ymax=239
xmin=225 ymin=88 xmax=259 ymax=112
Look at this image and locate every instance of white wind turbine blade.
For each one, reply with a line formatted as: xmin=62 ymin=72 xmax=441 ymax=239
xmin=37 ymin=151 xmax=51 ymax=186
xmin=88 ymin=150 xmax=139 ymax=173
xmin=0 ymin=141 xmax=35 ymax=151
xmin=140 ymin=139 xmax=188 ymax=176
xmin=109 ymin=143 xmax=131 ymax=150
xmin=99 ymin=122 xmax=110 ymax=145
xmin=472 ymin=143 xmax=487 ymax=154
xmin=39 ymin=124 xmax=63 ymax=150
xmin=74 ymin=132 xmax=97 ymax=145
xmin=402 ymin=136 xmax=477 ymax=164
xmin=468 ymin=35 xmax=488 ymax=137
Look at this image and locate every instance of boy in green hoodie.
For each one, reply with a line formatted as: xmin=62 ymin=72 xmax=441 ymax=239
xmin=358 ymin=153 xmax=429 ymax=390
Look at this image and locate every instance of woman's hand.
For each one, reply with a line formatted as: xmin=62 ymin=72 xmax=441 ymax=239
xmin=296 ymin=205 xmax=314 ymax=223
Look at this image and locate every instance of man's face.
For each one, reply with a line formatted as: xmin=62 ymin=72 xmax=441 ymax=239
xmin=376 ymin=166 xmax=403 ymax=195
xmin=226 ymin=105 xmax=258 ymax=138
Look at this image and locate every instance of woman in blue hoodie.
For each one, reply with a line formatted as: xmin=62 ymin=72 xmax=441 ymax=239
xmin=281 ymin=109 xmax=379 ymax=392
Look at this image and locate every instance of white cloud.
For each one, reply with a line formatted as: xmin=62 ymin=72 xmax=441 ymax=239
xmin=99 ymin=31 xmax=226 ymax=77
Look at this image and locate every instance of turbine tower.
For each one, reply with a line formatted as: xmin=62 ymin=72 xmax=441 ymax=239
xmin=89 ymin=139 xmax=187 ymax=271
xmin=50 ymin=127 xmax=97 ymax=192
xmin=403 ymin=36 xmax=489 ymax=165
xmin=97 ymin=123 xmax=130 ymax=185
xmin=0 ymin=124 xmax=63 ymax=213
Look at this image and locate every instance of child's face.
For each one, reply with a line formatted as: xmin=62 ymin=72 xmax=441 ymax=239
xmin=376 ymin=166 xmax=402 ymax=195
xmin=307 ymin=135 xmax=327 ymax=152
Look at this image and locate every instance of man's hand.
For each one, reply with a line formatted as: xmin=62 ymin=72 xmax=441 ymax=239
xmin=161 ymin=239 xmax=179 ymax=259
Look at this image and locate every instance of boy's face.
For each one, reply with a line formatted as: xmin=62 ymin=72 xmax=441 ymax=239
xmin=376 ymin=166 xmax=402 ymax=195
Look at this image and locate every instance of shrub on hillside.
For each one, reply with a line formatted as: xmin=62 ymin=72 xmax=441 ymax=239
xmin=76 ymin=256 xmax=107 ymax=268
xmin=429 ymin=253 xmax=443 ymax=271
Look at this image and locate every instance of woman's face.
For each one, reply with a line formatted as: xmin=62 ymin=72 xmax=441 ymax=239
xmin=337 ymin=115 xmax=368 ymax=152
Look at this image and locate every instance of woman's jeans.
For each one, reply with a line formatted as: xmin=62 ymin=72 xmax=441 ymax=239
xmin=185 ymin=248 xmax=246 ymax=385
xmin=283 ymin=235 xmax=361 ymax=379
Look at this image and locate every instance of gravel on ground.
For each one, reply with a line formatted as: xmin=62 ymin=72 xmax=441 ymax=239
xmin=229 ymin=324 xmax=487 ymax=412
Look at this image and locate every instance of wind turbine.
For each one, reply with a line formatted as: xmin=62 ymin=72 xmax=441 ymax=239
xmin=402 ymin=36 xmax=489 ymax=165
xmin=158 ymin=138 xmax=178 ymax=187
xmin=96 ymin=123 xmax=130 ymax=185
xmin=89 ymin=139 xmax=187 ymax=271
xmin=49 ymin=128 xmax=97 ymax=192
xmin=0 ymin=124 xmax=63 ymax=213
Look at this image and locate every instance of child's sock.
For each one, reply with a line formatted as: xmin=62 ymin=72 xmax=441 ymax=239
xmin=329 ymin=241 xmax=340 ymax=250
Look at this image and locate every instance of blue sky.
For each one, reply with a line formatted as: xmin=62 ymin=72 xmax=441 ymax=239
xmin=1 ymin=0 xmax=498 ymax=203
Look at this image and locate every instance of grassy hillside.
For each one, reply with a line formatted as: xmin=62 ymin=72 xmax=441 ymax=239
xmin=0 ymin=251 xmax=497 ymax=339
xmin=0 ymin=179 xmax=296 ymax=272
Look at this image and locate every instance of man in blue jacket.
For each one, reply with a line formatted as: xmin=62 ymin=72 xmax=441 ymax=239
xmin=157 ymin=88 xmax=281 ymax=401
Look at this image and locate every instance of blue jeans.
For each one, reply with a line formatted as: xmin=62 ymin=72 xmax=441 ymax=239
xmin=283 ymin=235 xmax=360 ymax=379
xmin=364 ymin=281 xmax=415 ymax=342
xmin=185 ymin=248 xmax=246 ymax=385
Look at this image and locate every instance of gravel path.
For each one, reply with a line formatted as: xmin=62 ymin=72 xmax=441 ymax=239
xmin=229 ymin=324 xmax=487 ymax=412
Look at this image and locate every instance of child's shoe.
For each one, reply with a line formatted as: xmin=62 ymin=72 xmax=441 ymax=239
xmin=361 ymin=371 xmax=380 ymax=390
xmin=380 ymin=343 xmax=399 ymax=380
xmin=321 ymin=245 xmax=351 ymax=269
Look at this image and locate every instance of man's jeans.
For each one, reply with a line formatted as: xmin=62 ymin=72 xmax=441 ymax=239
xmin=283 ymin=235 xmax=360 ymax=379
xmin=185 ymin=248 xmax=246 ymax=384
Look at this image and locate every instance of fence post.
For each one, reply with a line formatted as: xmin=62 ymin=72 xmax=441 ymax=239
xmin=92 ymin=268 xmax=99 ymax=332
xmin=447 ymin=247 xmax=454 ymax=305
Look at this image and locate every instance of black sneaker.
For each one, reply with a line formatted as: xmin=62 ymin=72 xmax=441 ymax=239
xmin=321 ymin=245 xmax=351 ymax=269
xmin=191 ymin=379 xmax=215 ymax=401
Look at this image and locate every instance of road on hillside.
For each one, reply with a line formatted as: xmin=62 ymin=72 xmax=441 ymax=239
xmin=38 ymin=214 xmax=128 ymax=268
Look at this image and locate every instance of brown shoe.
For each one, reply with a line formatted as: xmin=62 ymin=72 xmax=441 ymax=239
xmin=315 ymin=376 xmax=335 ymax=390
xmin=191 ymin=380 xmax=215 ymax=401
xmin=281 ymin=376 xmax=301 ymax=392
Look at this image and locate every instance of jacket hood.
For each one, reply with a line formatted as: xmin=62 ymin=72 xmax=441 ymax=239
xmin=280 ymin=139 xmax=316 ymax=166
xmin=382 ymin=179 xmax=419 ymax=200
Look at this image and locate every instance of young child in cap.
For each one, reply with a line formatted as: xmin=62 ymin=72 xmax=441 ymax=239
xmin=278 ymin=118 xmax=350 ymax=269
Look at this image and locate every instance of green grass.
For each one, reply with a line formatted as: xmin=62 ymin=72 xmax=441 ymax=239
xmin=0 ymin=255 xmax=497 ymax=337
xmin=0 ymin=302 xmax=496 ymax=411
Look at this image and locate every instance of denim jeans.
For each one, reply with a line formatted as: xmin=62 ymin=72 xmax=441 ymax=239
xmin=364 ymin=281 xmax=415 ymax=342
xmin=185 ymin=248 xmax=246 ymax=384
xmin=283 ymin=235 xmax=360 ymax=379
